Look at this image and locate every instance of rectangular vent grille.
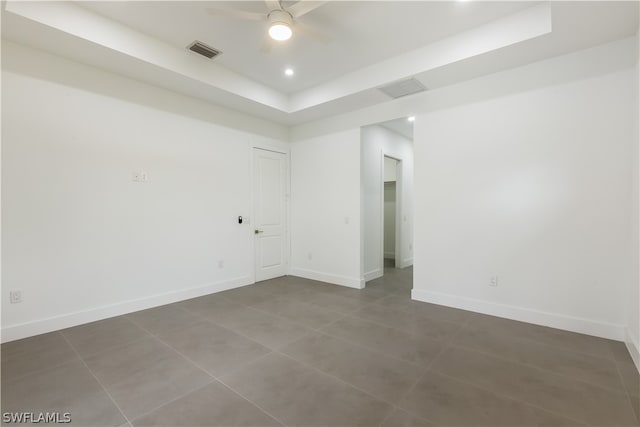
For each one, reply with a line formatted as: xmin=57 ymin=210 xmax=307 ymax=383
xmin=188 ymin=41 xmax=221 ymax=59
xmin=378 ymin=78 xmax=427 ymax=99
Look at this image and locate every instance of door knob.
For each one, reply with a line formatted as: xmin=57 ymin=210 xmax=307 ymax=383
xmin=254 ymin=229 xmax=264 ymax=234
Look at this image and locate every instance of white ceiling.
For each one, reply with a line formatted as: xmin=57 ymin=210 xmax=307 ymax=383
xmin=2 ymin=1 xmax=638 ymax=126
xmin=77 ymin=1 xmax=537 ymax=94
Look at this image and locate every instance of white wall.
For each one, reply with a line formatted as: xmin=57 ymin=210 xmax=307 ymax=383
xmin=361 ymin=126 xmax=414 ymax=281
xmin=4 ymin=33 xmax=638 ymax=349
xmin=1 ymin=42 xmax=288 ymax=342
xmin=628 ymin=31 xmax=640 ymax=368
xmin=413 ymin=64 xmax=636 ymax=340
xmin=290 ymin=37 xmax=637 ymax=342
xmin=289 ymin=129 xmax=362 ymax=288
xmin=383 ymin=182 xmax=397 ymax=259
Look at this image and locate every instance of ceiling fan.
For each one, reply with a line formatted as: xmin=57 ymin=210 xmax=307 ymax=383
xmin=206 ymin=1 xmax=329 ymax=43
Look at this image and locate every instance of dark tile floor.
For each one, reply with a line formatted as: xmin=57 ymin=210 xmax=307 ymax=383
xmin=2 ymin=265 xmax=639 ymax=426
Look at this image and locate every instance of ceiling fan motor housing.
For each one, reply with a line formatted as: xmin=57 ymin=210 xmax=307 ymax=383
xmin=268 ymin=9 xmax=293 ymax=27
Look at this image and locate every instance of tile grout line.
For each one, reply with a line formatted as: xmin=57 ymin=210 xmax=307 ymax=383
xmin=223 ymin=282 xmax=619 ymax=427
xmin=119 ymin=316 xmax=282 ymax=425
xmin=484 ymin=326 xmax=619 ymax=363
xmin=200 ymin=301 xmax=431 ymax=424
xmin=1 ymin=355 xmax=82 ymax=384
xmin=215 ymin=279 xmax=620 ymax=379
xmin=376 ymin=292 xmax=625 ymax=364
xmin=245 ymin=297 xmax=353 ymax=329
xmin=418 ymin=315 xmax=591 ymax=426
xmin=347 ymin=309 xmax=462 ymax=341
xmin=449 ymin=338 xmax=632 ymax=397
xmin=226 ymin=280 xmax=396 ymax=310
xmin=318 ymin=313 xmax=456 ymax=354
xmin=101 ymin=316 xmax=238 ymax=425
xmin=125 ymin=350 xmax=280 ymax=425
xmin=359 ymin=297 xmax=467 ymax=329
xmin=179 ymin=293 xmax=319 ymax=331
xmin=177 ymin=285 xmax=392 ymax=349
xmin=152 ymin=289 xmax=409 ymax=426
xmin=376 ymin=406 xmax=433 ymax=427
xmin=374 ymin=289 xmax=637 ymax=403
xmin=311 ymin=327 xmax=427 ymax=373
xmin=273 ymin=350 xmax=399 ymax=425
xmin=58 ymin=331 xmax=132 ymax=427
xmin=172 ymin=300 xmax=316 ymax=351
xmin=34 ymin=274 xmax=619 ymax=427
xmin=215 ymin=371 xmax=289 ymax=427
xmin=59 ymin=316 xmax=156 ymax=360
xmin=127 ymin=381 xmax=214 ymax=426
xmin=431 ymin=369 xmax=590 ymax=427
xmin=125 ymin=315 xmax=217 ymax=380
xmin=225 ymin=283 xmax=429 ymax=426
xmin=375 ymin=312 xmax=475 ymax=427
xmin=612 ymin=356 xmax=640 ymax=424
xmin=177 ymin=277 xmax=399 ymax=325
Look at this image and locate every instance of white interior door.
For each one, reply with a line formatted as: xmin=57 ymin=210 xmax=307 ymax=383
xmin=253 ymin=148 xmax=287 ymax=282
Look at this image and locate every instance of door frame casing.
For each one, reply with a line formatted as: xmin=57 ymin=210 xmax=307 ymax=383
xmin=380 ymin=153 xmax=404 ymax=270
xmin=250 ymin=143 xmax=290 ymax=284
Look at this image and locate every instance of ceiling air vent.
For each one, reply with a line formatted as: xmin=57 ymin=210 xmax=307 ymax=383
xmin=187 ymin=41 xmax=221 ymax=59
xmin=378 ymin=78 xmax=427 ymax=99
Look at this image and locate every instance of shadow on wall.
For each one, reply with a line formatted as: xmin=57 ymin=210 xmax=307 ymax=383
xmin=1 ymin=42 xmax=286 ymax=140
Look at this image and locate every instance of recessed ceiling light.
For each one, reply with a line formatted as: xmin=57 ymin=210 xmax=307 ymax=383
xmin=284 ymin=68 xmax=294 ymax=77
xmin=407 ymin=116 xmax=415 ymax=122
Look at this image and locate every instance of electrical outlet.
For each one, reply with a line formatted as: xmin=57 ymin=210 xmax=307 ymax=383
xmin=132 ymin=172 xmax=148 ymax=182
xmin=218 ymin=259 xmax=224 ymax=269
xmin=490 ymin=276 xmax=498 ymax=287
xmin=308 ymin=251 xmax=313 ymax=261
xmin=10 ymin=290 xmax=22 ymax=304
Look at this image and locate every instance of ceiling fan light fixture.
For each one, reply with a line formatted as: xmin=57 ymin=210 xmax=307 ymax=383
xmin=268 ymin=9 xmax=293 ymax=41
xmin=269 ymin=23 xmax=292 ymax=41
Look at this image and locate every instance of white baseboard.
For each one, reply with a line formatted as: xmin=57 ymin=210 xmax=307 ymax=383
xmin=289 ymin=268 xmax=364 ymax=289
xmin=1 ymin=276 xmax=253 ymax=343
xmin=396 ymin=258 xmax=413 ymax=269
xmin=364 ymin=269 xmax=383 ymax=282
xmin=625 ymin=328 xmax=640 ymax=373
xmin=411 ymin=289 xmax=626 ymax=341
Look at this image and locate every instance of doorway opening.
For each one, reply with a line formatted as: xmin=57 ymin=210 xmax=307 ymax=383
xmin=360 ymin=118 xmax=414 ymax=293
xmin=383 ymin=156 xmax=400 ymax=269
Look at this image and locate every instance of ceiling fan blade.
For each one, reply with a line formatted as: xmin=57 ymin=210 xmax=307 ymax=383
xmin=287 ymin=1 xmax=327 ymax=18
xmin=295 ymin=20 xmax=332 ymax=43
xmin=264 ymin=0 xmax=282 ymax=12
xmin=206 ymin=7 xmax=265 ymax=21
